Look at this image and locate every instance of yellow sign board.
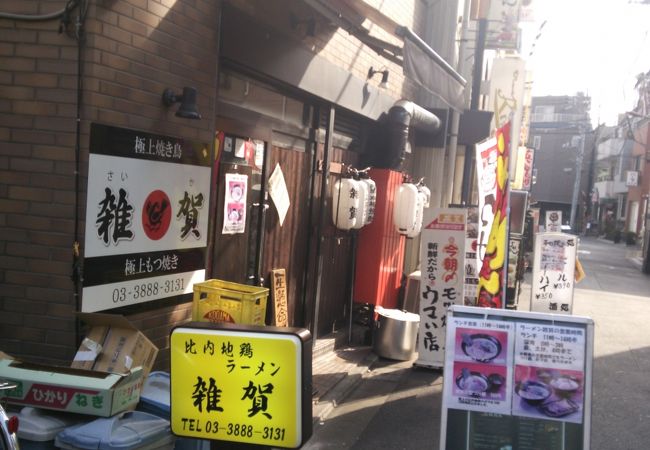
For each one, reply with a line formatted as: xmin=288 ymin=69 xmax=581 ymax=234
xmin=170 ymin=324 xmax=311 ymax=448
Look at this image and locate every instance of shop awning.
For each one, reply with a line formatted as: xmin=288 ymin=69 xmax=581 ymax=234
xmin=304 ymin=0 xmax=467 ymax=110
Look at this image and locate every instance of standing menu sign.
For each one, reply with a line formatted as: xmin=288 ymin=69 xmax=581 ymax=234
xmin=441 ymin=305 xmax=593 ymax=450
xmin=82 ymin=123 xmax=210 ymax=312
xmin=531 ymin=232 xmax=577 ymax=314
xmin=416 ymin=207 xmax=467 ymax=368
xmin=170 ymin=323 xmax=312 ymax=448
xmin=545 ymin=210 xmax=562 ymax=232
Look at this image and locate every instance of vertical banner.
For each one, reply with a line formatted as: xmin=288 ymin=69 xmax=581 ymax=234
xmin=464 ymin=207 xmax=479 ymax=306
xmin=531 ymin=232 xmax=577 ymax=314
xmin=82 ymin=123 xmax=210 ymax=312
xmin=489 ymin=58 xmax=526 ymax=169
xmin=222 ymin=173 xmax=248 ymax=235
xmin=416 ymin=207 xmax=467 ymax=368
xmin=485 ymin=1 xmax=522 ymax=50
xmin=513 ymin=146 xmax=535 ymax=190
xmin=477 ymin=123 xmax=511 ymax=309
xmin=476 ymin=137 xmax=499 ymax=265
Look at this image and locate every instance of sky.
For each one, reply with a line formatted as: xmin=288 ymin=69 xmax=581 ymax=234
xmin=521 ymin=0 xmax=650 ymax=126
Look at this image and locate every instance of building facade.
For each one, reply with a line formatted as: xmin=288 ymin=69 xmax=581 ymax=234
xmin=527 ymin=94 xmax=594 ymax=232
xmin=1 ymin=0 xmax=474 ymax=368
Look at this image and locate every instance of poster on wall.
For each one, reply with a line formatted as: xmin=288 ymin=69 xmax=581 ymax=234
xmin=440 ymin=305 xmax=594 ymax=450
xmin=268 ymin=163 xmax=290 ymax=226
xmin=531 ymin=232 xmax=577 ymax=314
xmin=82 ymin=123 xmax=211 ymax=312
xmin=416 ymin=207 xmax=467 ymax=369
xmin=222 ymin=173 xmax=248 ymax=235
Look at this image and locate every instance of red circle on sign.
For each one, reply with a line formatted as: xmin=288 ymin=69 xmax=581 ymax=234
xmin=142 ymin=190 xmax=172 ymax=240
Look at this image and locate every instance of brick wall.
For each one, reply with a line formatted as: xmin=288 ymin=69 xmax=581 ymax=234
xmin=0 ymin=0 xmax=219 ymax=369
xmin=231 ymin=0 xmax=424 ymax=102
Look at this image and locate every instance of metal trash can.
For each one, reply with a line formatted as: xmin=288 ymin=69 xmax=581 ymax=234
xmin=372 ymin=307 xmax=420 ymax=360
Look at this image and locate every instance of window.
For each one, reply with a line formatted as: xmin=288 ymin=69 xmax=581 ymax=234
xmin=618 ymin=193 xmax=627 ymax=219
xmin=532 ymin=135 xmax=541 ymax=149
xmin=533 ymin=105 xmax=554 ymax=121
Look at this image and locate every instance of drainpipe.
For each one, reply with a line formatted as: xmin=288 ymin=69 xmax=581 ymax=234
xmin=387 ymin=99 xmax=442 ymax=168
xmin=445 ymin=0 xmax=472 ymax=206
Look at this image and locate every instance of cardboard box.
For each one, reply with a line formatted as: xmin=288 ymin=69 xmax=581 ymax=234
xmin=0 ymin=312 xmax=158 ymax=417
xmin=71 ymin=313 xmax=158 ymax=377
xmin=0 ymin=358 xmax=144 ymax=417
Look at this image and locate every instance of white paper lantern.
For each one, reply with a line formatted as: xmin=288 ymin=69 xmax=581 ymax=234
xmin=361 ymin=177 xmax=377 ymax=225
xmin=394 ymin=183 xmax=419 ymax=235
xmin=332 ymin=178 xmax=361 ymax=230
xmin=353 ymin=179 xmax=370 ymax=229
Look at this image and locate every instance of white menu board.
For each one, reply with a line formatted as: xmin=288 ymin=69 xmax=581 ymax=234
xmin=440 ymin=306 xmax=594 ymax=450
xmin=531 ymin=232 xmax=577 ymax=314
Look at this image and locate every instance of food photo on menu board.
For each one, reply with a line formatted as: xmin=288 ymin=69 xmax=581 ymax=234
xmin=452 ymin=362 xmax=507 ymax=401
xmin=447 ymin=324 xmax=513 ymax=414
xmin=455 ymin=328 xmax=508 ymax=365
xmin=513 ymin=365 xmax=584 ymax=423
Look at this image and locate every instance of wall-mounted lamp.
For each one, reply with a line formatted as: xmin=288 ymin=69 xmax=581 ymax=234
xmin=367 ymin=67 xmax=389 ymax=89
xmin=162 ymin=87 xmax=202 ymax=120
xmin=289 ymin=13 xmax=316 ymax=37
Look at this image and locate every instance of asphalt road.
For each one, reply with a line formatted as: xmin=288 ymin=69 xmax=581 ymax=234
xmin=303 ymin=236 xmax=650 ymax=450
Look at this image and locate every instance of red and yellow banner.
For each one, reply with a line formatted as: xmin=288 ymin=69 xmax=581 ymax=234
xmin=477 ymin=123 xmax=511 ymax=308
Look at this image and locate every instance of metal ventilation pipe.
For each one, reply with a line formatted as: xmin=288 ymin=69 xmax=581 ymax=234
xmin=387 ymin=100 xmax=442 ymax=169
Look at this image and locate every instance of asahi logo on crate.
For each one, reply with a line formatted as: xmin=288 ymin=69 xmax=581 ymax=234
xmin=203 ymin=309 xmax=236 ymax=323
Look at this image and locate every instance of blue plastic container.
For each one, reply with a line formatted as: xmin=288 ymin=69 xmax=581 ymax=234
xmin=16 ymin=407 xmax=89 ymax=450
xmin=54 ymin=410 xmax=175 ymax=450
xmin=137 ymin=372 xmax=210 ymax=450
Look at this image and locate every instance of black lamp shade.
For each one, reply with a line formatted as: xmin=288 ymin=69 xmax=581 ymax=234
xmin=162 ymin=87 xmax=201 ymax=120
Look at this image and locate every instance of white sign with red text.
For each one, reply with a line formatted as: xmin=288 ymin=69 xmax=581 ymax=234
xmin=82 ymin=124 xmax=210 ymax=312
xmin=416 ymin=207 xmax=467 ymax=369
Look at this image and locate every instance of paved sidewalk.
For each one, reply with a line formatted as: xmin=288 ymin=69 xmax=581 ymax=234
xmin=307 ymin=236 xmax=650 ymax=449
xmin=311 ymin=343 xmax=377 ymax=423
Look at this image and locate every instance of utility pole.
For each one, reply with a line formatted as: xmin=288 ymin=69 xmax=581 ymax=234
xmin=570 ymin=131 xmax=585 ymax=230
xmin=460 ymin=17 xmax=488 ymax=205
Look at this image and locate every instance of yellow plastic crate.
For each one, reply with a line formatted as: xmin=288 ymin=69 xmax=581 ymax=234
xmin=192 ymin=279 xmax=269 ymax=325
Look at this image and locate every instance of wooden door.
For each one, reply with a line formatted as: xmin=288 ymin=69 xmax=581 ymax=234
xmin=261 ymin=133 xmax=313 ymax=326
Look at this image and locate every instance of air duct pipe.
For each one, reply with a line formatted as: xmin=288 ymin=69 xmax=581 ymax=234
xmin=386 ymin=100 xmax=441 ymax=169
